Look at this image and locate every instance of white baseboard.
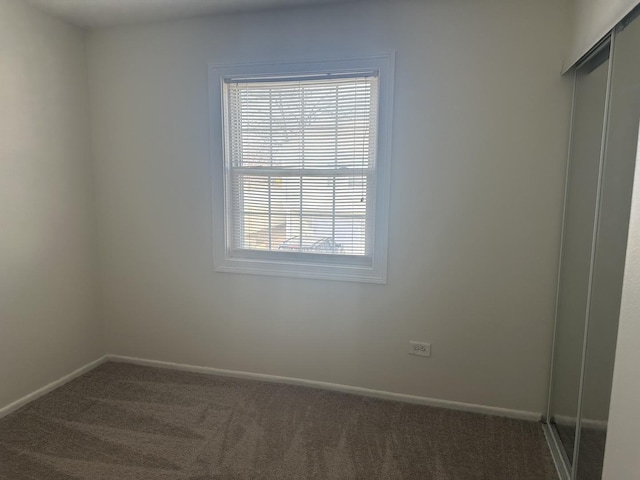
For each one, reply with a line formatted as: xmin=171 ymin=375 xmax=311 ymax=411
xmin=107 ymin=354 xmax=542 ymax=422
xmin=553 ymin=414 xmax=608 ymax=431
xmin=581 ymin=418 xmax=608 ymax=430
xmin=0 ymin=356 xmax=107 ymax=420
xmin=0 ymin=354 xmax=543 ymax=423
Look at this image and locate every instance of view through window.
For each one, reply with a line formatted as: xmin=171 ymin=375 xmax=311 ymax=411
xmin=223 ymin=73 xmax=378 ymax=257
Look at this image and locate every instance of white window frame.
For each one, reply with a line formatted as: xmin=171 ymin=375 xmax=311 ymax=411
xmin=208 ymin=54 xmax=394 ymax=283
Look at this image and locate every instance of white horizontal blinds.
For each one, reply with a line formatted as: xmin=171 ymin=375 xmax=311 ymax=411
xmin=224 ymin=73 xmax=378 ymax=256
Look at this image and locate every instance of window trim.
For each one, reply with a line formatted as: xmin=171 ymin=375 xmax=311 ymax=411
xmin=208 ymin=54 xmax=394 ymax=284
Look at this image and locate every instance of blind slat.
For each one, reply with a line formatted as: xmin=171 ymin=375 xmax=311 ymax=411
xmin=224 ymin=73 xmax=378 ymax=256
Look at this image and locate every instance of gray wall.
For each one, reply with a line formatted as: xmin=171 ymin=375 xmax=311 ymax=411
xmin=0 ymin=0 xmax=102 ymax=409
xmin=88 ymin=0 xmax=572 ymax=414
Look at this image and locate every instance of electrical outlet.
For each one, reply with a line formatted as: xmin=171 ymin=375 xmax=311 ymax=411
xmin=409 ymin=341 xmax=431 ymax=357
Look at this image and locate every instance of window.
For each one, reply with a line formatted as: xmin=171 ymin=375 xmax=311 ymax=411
xmin=209 ymin=56 xmax=394 ymax=283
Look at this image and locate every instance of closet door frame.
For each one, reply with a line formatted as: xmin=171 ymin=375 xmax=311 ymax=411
xmin=544 ymin=31 xmax=616 ymax=480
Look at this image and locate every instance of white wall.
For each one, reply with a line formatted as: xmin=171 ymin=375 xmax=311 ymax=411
xmin=88 ymin=0 xmax=572 ymax=414
xmin=602 ymin=130 xmax=640 ymax=480
xmin=566 ymin=0 xmax=640 ymax=69
xmin=0 ymin=0 xmax=102 ymax=409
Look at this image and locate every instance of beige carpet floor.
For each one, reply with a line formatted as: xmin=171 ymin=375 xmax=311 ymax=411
xmin=0 ymin=362 xmax=557 ymax=479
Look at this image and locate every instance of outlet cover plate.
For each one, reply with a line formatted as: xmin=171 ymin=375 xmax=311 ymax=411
xmin=409 ymin=341 xmax=431 ymax=357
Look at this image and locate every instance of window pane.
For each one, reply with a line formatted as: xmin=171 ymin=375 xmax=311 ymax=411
xmin=225 ymin=74 xmax=377 ymax=257
xmin=231 ymin=173 xmax=368 ymax=255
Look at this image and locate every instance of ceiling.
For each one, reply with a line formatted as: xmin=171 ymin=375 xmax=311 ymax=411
xmin=26 ymin=0 xmax=362 ymax=29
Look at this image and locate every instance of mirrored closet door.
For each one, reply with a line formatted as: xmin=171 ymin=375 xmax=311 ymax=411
xmin=545 ymin=7 xmax=640 ymax=480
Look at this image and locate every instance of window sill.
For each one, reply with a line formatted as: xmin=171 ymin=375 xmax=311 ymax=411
xmin=215 ymin=254 xmax=387 ymax=284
